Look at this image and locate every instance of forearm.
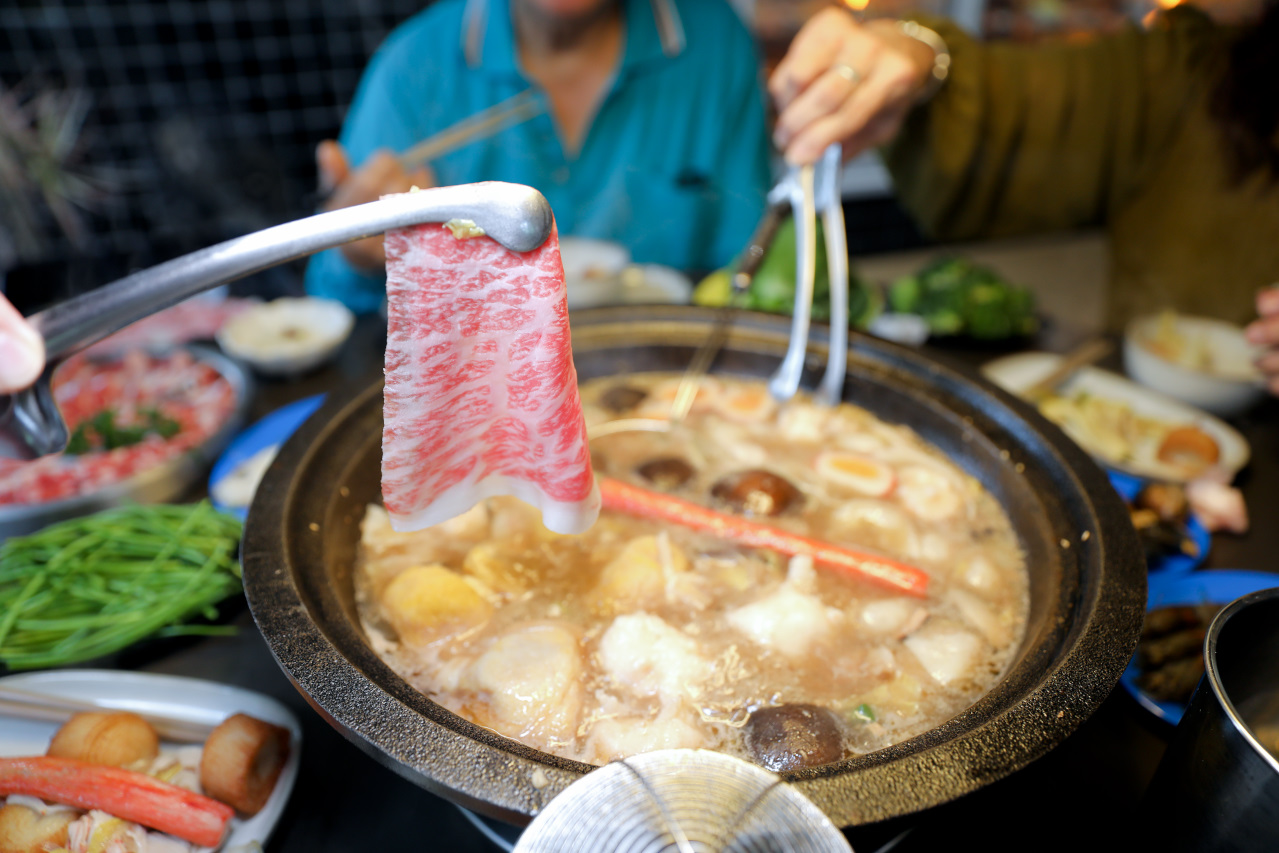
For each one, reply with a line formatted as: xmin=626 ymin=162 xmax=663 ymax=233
xmin=882 ymin=12 xmax=1210 ymax=240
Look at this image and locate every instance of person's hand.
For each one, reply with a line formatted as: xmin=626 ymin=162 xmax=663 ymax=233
xmin=1246 ymin=285 xmax=1279 ymax=395
xmin=316 ymin=140 xmax=435 ymax=271
xmin=769 ymin=10 xmax=938 ymax=166
xmin=0 ymin=294 xmax=44 ymax=394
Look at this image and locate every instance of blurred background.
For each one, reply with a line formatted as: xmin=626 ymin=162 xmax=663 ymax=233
xmin=0 ymin=0 xmax=1265 ymax=314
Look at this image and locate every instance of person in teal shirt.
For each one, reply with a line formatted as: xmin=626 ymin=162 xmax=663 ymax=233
xmin=306 ymin=0 xmax=771 ymax=314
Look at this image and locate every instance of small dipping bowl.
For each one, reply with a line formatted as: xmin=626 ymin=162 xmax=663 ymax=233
xmin=217 ymin=297 xmax=355 ymax=377
xmin=1124 ymin=314 xmax=1266 ymax=417
xmin=1139 ymin=584 xmax=1279 ymax=851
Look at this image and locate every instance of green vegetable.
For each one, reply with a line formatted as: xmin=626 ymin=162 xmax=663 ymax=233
xmin=0 ymin=502 xmax=242 ymax=670
xmin=692 ymin=218 xmax=881 ymax=329
xmin=692 ymin=268 xmax=732 ymax=308
xmin=887 ymin=257 xmax=1038 ymax=340
xmin=63 ymin=408 xmax=182 ymax=455
xmin=849 ymin=703 xmax=876 ymax=723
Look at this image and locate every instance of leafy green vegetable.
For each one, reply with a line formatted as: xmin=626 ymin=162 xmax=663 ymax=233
xmin=0 ymin=502 xmax=242 ymax=670
xmin=848 ymin=703 xmax=876 ymax=723
xmin=888 ymin=257 xmax=1038 ymax=340
xmin=63 ymin=408 xmax=182 ymax=455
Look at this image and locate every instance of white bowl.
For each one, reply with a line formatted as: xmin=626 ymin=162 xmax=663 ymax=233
xmin=1124 ymin=314 xmax=1266 ymax=417
xmin=559 ymin=237 xmax=631 ymax=310
xmin=217 ymin=297 xmax=355 ymax=377
xmin=616 ymin=264 xmax=692 ymax=305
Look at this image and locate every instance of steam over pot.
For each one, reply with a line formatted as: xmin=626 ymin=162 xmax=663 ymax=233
xmin=242 ymin=306 xmax=1145 ymax=827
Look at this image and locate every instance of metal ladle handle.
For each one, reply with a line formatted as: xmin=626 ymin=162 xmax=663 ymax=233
xmin=1 ymin=181 xmax=553 ymax=459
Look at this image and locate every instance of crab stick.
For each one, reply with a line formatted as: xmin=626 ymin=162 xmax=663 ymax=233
xmin=0 ymin=756 xmax=234 ymax=848
xmin=598 ymin=477 xmax=930 ymax=597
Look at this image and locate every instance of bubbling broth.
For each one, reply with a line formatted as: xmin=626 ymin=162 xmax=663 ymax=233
xmin=355 ymin=374 xmax=1029 ymax=770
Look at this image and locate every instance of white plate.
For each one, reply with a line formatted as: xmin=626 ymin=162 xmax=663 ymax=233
xmin=982 ymin=351 xmax=1250 ymax=482
xmin=0 ymin=670 xmax=302 ymax=851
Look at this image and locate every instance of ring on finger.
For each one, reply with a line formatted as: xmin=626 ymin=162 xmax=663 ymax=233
xmin=831 ymin=63 xmax=863 ymax=85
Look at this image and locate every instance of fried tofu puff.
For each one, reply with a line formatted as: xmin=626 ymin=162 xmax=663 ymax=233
xmin=47 ymin=711 xmax=159 ymax=768
xmin=381 ymin=564 xmax=494 ymax=648
xmin=200 ymin=713 xmax=291 ymax=815
xmin=0 ymin=804 xmax=77 ymax=853
xmin=588 ymin=534 xmax=690 ymax=615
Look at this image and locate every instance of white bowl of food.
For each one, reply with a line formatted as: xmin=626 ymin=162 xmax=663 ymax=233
xmin=559 ymin=237 xmax=631 ymax=309
xmin=1124 ymin=312 xmax=1267 ymax=417
xmin=217 ymin=297 xmax=354 ymax=377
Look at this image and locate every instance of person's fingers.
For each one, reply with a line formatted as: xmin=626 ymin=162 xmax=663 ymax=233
xmin=817 ymin=104 xmax=913 ymax=162
xmin=773 ymin=59 xmax=871 ymax=155
xmin=316 ymin=140 xmax=350 ymax=193
xmin=0 ymin=296 xmax=45 ymax=393
xmin=1256 ymin=284 xmax=1279 ymax=317
xmin=1256 ymin=349 xmax=1279 ymax=373
xmin=414 ymin=163 xmax=438 ymax=190
xmin=1245 ymin=314 xmax=1279 ymax=346
xmin=781 ymin=57 xmax=917 ymax=164
xmin=331 ymin=152 xmax=430 ymax=270
xmin=769 ymin=9 xmax=857 ymax=110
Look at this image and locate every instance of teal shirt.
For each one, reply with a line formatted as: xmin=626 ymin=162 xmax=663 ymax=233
xmin=306 ymin=0 xmax=771 ymax=314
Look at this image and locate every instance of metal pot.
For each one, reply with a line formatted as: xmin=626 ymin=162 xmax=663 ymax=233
xmin=242 ymin=306 xmax=1146 ymax=828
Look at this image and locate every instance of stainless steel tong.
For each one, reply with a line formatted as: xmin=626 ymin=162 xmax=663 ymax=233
xmin=594 ymin=145 xmax=848 ymax=441
xmin=768 ymin=143 xmax=848 ymax=407
xmin=0 ymin=182 xmax=554 ymax=460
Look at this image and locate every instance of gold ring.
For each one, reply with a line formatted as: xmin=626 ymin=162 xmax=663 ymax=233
xmin=832 ymin=63 xmax=862 ymax=84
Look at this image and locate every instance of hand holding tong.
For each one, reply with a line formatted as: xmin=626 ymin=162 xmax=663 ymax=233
xmin=0 ymin=183 xmax=555 ymax=461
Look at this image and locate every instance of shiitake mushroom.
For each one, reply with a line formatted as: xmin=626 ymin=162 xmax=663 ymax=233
xmin=599 ymin=385 xmax=648 ymax=413
xmin=710 ymin=469 xmax=803 ymax=517
xmin=745 ymin=704 xmax=844 ymax=771
xmin=636 ymin=457 xmax=695 ymax=489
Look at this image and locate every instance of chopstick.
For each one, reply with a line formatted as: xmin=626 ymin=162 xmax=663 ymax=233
xmin=0 ymin=685 xmax=216 ymax=743
xmin=398 ymin=89 xmax=545 ymax=170
xmin=1023 ymin=338 xmax=1114 ymax=402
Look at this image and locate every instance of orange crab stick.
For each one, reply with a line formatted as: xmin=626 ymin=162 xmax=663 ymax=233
xmin=597 ymin=477 xmax=930 ymax=597
xmin=0 ymin=756 xmax=234 ymax=848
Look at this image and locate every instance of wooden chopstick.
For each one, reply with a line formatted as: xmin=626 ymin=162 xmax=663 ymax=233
xmin=1023 ymin=338 xmax=1114 ymax=402
xmin=398 ymin=89 xmax=545 ymax=170
xmin=0 ymin=685 xmax=216 ymax=743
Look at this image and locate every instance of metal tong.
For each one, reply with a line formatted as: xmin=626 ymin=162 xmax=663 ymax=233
xmin=0 ymin=182 xmax=555 ymax=461
xmin=769 ymin=143 xmax=848 ymax=406
xmin=595 ymin=144 xmax=847 ymax=440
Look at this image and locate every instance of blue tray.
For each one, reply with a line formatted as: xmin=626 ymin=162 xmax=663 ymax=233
xmin=209 ymin=394 xmax=326 ymax=520
xmin=1107 ymin=470 xmax=1209 ymax=573
xmin=1120 ymin=570 xmax=1279 ymax=725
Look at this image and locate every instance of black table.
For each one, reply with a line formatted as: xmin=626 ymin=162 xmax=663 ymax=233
xmin=147 ymin=318 xmax=1278 ymax=852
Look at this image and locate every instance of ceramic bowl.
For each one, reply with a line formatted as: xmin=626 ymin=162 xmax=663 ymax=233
xmin=217 ymin=297 xmax=354 ymax=377
xmin=1124 ymin=314 xmax=1266 ymax=417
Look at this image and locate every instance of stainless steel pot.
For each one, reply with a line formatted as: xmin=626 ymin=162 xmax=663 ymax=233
xmin=242 ymin=306 xmax=1146 ymax=828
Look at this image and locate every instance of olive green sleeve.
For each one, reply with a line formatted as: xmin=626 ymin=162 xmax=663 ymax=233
xmin=882 ymin=9 xmax=1219 ymax=241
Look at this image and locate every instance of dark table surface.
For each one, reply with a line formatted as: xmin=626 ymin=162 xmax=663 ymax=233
xmin=133 ymin=316 xmax=1277 ymax=852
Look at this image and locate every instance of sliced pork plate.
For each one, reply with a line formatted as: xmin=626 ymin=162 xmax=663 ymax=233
xmin=382 ymin=217 xmax=599 ymax=535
